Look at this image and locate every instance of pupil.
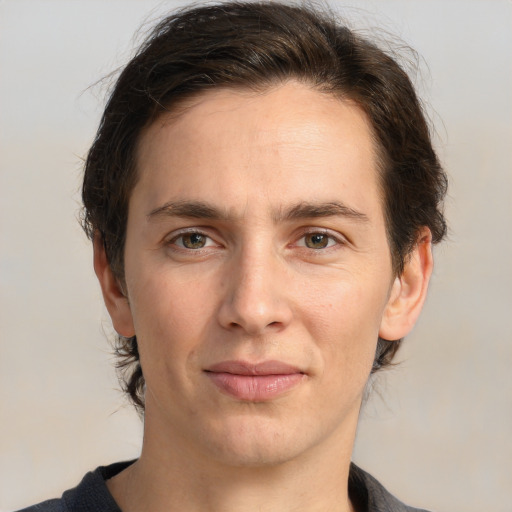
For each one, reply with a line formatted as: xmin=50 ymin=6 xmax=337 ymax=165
xmin=184 ymin=233 xmax=205 ymax=248
xmin=307 ymin=234 xmax=328 ymax=249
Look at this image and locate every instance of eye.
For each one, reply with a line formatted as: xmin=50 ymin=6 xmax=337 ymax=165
xmin=171 ymin=232 xmax=216 ymax=250
xmin=304 ymin=233 xmax=330 ymax=249
xmin=296 ymin=231 xmax=341 ymax=250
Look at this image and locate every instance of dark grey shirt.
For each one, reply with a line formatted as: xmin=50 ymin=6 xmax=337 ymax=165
xmin=17 ymin=461 xmax=431 ymax=512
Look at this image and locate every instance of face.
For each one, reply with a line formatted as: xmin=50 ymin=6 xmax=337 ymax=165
xmin=101 ymin=82 xmax=427 ymax=468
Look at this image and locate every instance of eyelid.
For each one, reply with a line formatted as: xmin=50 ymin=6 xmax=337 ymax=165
xmin=163 ymin=226 xmax=348 ymax=252
xmin=165 ymin=228 xmax=221 ymax=250
xmin=293 ymin=227 xmax=348 ymax=250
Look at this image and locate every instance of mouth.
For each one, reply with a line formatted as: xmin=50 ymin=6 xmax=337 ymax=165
xmin=204 ymin=360 xmax=306 ymax=402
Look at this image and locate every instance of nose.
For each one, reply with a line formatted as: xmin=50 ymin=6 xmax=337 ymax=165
xmin=217 ymin=246 xmax=293 ymax=336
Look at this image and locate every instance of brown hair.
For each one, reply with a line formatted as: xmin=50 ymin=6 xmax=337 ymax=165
xmin=82 ymin=1 xmax=447 ymax=412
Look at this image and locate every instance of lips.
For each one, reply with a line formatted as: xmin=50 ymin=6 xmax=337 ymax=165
xmin=205 ymin=360 xmax=306 ymax=401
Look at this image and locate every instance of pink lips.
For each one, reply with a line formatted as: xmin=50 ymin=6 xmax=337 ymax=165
xmin=205 ymin=360 xmax=305 ymax=401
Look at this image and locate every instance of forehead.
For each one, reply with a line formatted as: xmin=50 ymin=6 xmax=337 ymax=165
xmin=133 ymin=82 xmax=382 ymax=221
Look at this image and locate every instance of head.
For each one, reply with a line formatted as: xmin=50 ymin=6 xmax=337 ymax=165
xmin=82 ymin=1 xmax=447 ymax=414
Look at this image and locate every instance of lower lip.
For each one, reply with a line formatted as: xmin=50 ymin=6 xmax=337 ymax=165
xmin=206 ymin=372 xmax=305 ymax=401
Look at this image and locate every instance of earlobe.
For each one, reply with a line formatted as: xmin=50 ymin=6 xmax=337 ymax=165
xmin=379 ymin=228 xmax=433 ymax=341
xmin=93 ymin=233 xmax=135 ymax=338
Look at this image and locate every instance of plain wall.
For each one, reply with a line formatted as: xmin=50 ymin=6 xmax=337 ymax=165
xmin=1 ymin=1 xmax=511 ymax=510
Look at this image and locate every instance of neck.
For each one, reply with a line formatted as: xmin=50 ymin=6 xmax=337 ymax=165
xmin=107 ymin=401 xmax=359 ymax=512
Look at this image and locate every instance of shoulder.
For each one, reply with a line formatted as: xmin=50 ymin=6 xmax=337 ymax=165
xmin=349 ymin=463 xmax=432 ymax=512
xmin=15 ymin=461 xmax=134 ymax=512
xmin=18 ymin=460 xmax=431 ymax=512
xmin=16 ymin=499 xmax=65 ymax=512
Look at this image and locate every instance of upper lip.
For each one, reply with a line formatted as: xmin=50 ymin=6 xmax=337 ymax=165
xmin=205 ymin=360 xmax=303 ymax=376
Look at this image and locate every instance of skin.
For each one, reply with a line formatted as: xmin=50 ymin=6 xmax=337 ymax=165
xmin=95 ymin=81 xmax=433 ymax=512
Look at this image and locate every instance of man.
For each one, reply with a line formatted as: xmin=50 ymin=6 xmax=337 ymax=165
xmin=19 ymin=2 xmax=447 ymax=511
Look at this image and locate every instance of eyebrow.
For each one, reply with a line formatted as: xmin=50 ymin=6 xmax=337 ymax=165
xmin=148 ymin=200 xmax=227 ymax=221
xmin=274 ymin=201 xmax=369 ymax=223
xmin=147 ymin=200 xmax=369 ymax=224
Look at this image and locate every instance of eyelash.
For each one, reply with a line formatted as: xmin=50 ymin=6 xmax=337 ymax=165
xmin=168 ymin=230 xmax=219 ymax=251
xmin=165 ymin=228 xmax=346 ymax=254
xmin=295 ymin=229 xmax=344 ymax=251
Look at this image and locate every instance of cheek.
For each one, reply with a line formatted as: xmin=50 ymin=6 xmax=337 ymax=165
xmin=127 ymin=268 xmax=218 ymax=372
xmin=300 ymin=275 xmax=387 ymax=378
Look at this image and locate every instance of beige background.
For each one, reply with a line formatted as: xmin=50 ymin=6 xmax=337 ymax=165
xmin=1 ymin=0 xmax=511 ymax=510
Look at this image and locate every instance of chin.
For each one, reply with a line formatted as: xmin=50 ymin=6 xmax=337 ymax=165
xmin=209 ymin=438 xmax=305 ymax=468
xmin=197 ymin=413 xmax=316 ymax=468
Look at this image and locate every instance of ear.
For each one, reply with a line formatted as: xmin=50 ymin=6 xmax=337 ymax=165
xmin=379 ymin=227 xmax=433 ymax=341
xmin=93 ymin=233 xmax=135 ymax=338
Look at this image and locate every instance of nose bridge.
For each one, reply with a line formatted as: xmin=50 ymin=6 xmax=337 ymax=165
xmin=218 ymin=237 xmax=292 ymax=335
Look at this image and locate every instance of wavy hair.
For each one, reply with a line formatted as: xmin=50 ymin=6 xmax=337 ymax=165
xmin=82 ymin=1 xmax=447 ymax=412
